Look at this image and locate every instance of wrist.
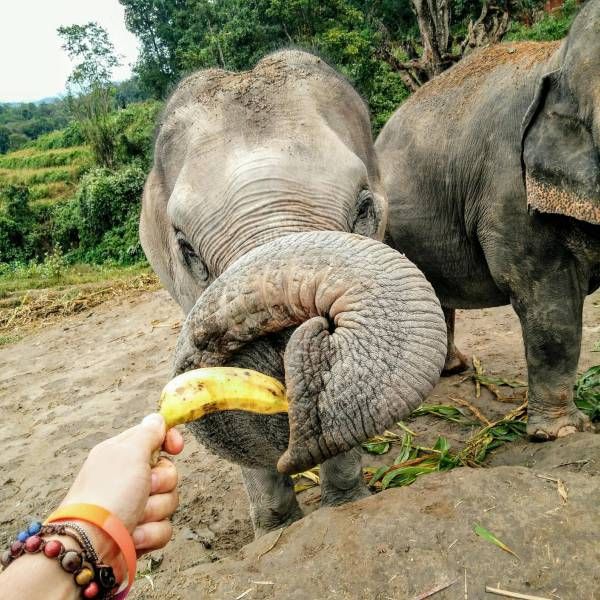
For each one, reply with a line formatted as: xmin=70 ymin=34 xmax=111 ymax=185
xmin=72 ymin=521 xmax=126 ymax=583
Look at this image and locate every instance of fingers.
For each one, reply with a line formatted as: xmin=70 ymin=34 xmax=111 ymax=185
xmin=142 ymin=490 xmax=179 ymax=523
xmin=163 ymin=427 xmax=184 ymax=455
xmin=132 ymin=520 xmax=173 ymax=553
xmin=150 ymin=458 xmax=178 ymax=494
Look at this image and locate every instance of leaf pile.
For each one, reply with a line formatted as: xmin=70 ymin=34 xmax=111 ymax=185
xmin=358 ymin=362 xmax=599 ymax=493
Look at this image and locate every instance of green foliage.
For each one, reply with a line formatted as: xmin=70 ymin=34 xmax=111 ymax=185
xmin=112 ymin=101 xmax=163 ymax=168
xmin=505 ymin=0 xmax=579 ymax=41
xmin=120 ymin=0 xmax=413 ymax=132
xmin=0 ymin=147 xmax=91 ymax=170
xmin=74 ymin=163 xmax=147 ymax=263
xmin=58 ymin=22 xmax=121 ymax=167
xmin=574 ymin=366 xmax=600 ymax=421
xmin=0 ymin=100 xmax=71 ymax=153
xmin=29 ymin=123 xmax=85 ymax=150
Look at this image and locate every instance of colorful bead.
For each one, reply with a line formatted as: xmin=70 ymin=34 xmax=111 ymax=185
xmin=24 ymin=535 xmax=42 ymax=553
xmin=43 ymin=539 xmax=63 ymax=558
xmin=61 ymin=550 xmax=82 ymax=573
xmin=83 ymin=582 xmax=100 ymax=598
xmin=75 ymin=566 xmax=95 ymax=586
xmin=16 ymin=531 xmax=29 ymax=543
xmin=98 ymin=565 xmax=116 ymax=589
xmin=10 ymin=541 xmax=24 ymax=558
xmin=1 ymin=550 xmax=12 ymax=567
xmin=27 ymin=521 xmax=42 ymax=536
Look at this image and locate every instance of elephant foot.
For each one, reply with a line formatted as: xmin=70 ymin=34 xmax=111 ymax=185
xmin=320 ymin=482 xmax=371 ymax=508
xmin=319 ymin=448 xmax=370 ymax=507
xmin=442 ymin=346 xmax=470 ymax=376
xmin=527 ymin=409 xmax=592 ymax=441
xmin=253 ymin=505 xmax=303 ymax=539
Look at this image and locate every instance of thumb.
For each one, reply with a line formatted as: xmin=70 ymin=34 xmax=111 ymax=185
xmin=123 ymin=413 xmax=167 ymax=458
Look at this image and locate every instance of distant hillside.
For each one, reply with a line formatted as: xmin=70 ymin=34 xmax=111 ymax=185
xmin=0 ymin=100 xmax=162 ymax=265
xmin=0 ymin=140 xmax=92 ymax=207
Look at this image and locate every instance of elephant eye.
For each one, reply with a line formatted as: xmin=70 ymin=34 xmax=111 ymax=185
xmin=351 ymin=189 xmax=376 ymax=236
xmin=175 ymin=230 xmax=209 ymax=281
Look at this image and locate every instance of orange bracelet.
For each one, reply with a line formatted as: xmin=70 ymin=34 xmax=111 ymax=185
xmin=45 ymin=504 xmax=136 ymax=599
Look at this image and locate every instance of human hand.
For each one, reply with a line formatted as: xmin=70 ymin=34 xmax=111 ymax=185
xmin=60 ymin=414 xmax=184 ymax=558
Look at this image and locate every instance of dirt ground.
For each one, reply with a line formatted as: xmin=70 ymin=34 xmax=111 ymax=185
xmin=0 ymin=288 xmax=598 ymax=599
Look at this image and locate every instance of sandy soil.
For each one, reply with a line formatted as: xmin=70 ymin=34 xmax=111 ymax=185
xmin=0 ymin=288 xmax=598 ymax=598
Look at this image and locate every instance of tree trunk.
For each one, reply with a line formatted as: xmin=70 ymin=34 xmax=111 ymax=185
xmin=411 ymin=0 xmax=451 ymax=77
xmin=461 ymin=1 xmax=511 ymax=56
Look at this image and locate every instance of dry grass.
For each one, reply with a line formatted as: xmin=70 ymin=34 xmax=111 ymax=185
xmin=0 ymin=273 xmax=160 ymax=342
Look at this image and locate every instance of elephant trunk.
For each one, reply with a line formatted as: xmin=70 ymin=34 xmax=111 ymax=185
xmin=173 ymin=231 xmax=447 ymax=474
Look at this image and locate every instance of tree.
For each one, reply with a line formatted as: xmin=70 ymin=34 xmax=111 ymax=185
xmin=0 ymin=126 xmax=9 ymax=154
xmin=58 ymin=22 xmax=121 ymax=167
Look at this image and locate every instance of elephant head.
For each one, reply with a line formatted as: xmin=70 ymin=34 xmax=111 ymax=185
xmin=140 ymin=50 xmax=447 ymax=474
xmin=521 ymin=0 xmax=600 ymax=225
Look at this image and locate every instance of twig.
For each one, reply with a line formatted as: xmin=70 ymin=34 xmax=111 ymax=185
xmin=464 ymin=568 xmax=468 ymax=600
xmin=553 ymin=459 xmax=589 ymax=468
xmin=411 ymin=579 xmax=458 ymax=600
xmin=450 ymin=396 xmax=492 ymax=426
xmin=256 ymin=527 xmax=284 ymax=559
xmin=234 ymin=589 xmax=253 ymax=600
xmin=485 ymin=586 xmax=551 ymax=600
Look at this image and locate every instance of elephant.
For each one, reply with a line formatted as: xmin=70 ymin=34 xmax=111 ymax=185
xmin=140 ymin=50 xmax=447 ymax=535
xmin=376 ymin=1 xmax=600 ymax=442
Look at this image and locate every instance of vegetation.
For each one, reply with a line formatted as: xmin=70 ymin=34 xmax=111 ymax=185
xmin=0 ymin=1 xmax=586 ymax=293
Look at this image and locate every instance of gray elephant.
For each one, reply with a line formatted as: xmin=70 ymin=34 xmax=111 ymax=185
xmin=140 ymin=50 xmax=447 ymax=535
xmin=376 ymin=1 xmax=599 ymax=441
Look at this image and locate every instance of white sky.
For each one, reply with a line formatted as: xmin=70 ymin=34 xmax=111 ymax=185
xmin=0 ymin=0 xmax=139 ymax=103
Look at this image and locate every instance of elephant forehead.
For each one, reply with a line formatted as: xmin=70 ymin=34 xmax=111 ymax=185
xmin=167 ymin=147 xmax=369 ymax=274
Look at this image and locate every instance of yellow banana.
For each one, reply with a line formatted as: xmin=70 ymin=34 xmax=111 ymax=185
xmin=159 ymin=367 xmax=289 ymax=428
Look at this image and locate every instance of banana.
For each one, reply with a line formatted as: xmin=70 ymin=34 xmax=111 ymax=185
xmin=159 ymin=366 xmax=289 ymax=428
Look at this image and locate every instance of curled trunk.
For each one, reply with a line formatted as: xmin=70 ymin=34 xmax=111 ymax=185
xmin=174 ymin=231 xmax=447 ymax=474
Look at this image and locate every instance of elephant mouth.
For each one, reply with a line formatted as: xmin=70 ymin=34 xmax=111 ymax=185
xmin=173 ymin=230 xmax=447 ymax=474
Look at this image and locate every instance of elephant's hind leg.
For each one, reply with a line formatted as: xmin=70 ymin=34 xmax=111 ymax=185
xmin=241 ymin=466 xmax=303 ymax=538
xmin=320 ymin=448 xmax=370 ymax=507
xmin=442 ymin=307 xmax=470 ymax=375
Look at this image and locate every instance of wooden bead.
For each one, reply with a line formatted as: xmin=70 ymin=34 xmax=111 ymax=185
xmin=9 ymin=541 xmax=24 ymax=557
xmin=75 ymin=566 xmax=95 ymax=586
xmin=83 ymin=582 xmax=100 ymax=598
xmin=61 ymin=550 xmax=82 ymax=573
xmin=1 ymin=550 xmax=12 ymax=567
xmin=24 ymin=535 xmax=42 ymax=553
xmin=43 ymin=539 xmax=63 ymax=558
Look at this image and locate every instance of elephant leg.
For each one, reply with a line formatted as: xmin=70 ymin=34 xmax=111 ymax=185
xmin=241 ymin=466 xmax=303 ymax=538
xmin=320 ymin=448 xmax=370 ymax=507
xmin=511 ymin=274 xmax=591 ymax=440
xmin=442 ymin=307 xmax=469 ymax=375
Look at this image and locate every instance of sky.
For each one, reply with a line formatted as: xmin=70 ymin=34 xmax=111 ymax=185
xmin=0 ymin=0 xmax=139 ymax=103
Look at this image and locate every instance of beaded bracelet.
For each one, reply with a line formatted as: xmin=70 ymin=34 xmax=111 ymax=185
xmin=1 ymin=520 xmax=118 ymax=599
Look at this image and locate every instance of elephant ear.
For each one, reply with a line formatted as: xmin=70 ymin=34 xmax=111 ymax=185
xmin=521 ymin=70 xmax=600 ymax=225
xmin=140 ymin=168 xmax=207 ymax=313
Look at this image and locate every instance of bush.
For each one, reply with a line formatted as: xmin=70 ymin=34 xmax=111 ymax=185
xmin=30 ymin=123 xmax=85 ymax=150
xmin=505 ymin=0 xmax=579 ymax=41
xmin=73 ymin=163 xmax=146 ymax=263
xmin=113 ymin=100 xmax=163 ymax=168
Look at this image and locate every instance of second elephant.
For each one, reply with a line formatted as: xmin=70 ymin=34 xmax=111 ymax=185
xmin=376 ymin=1 xmax=600 ymax=441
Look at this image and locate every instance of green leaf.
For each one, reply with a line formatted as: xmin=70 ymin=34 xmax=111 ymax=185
xmin=367 ymin=465 xmax=389 ymax=488
xmin=393 ymin=432 xmax=414 ymax=464
xmin=473 ymin=523 xmax=520 ymax=559
xmin=382 ymin=464 xmax=437 ymax=489
xmin=411 ymin=404 xmax=468 ymax=423
xmin=574 ymin=366 xmax=600 ymax=421
xmin=362 ymin=440 xmax=391 ymax=455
